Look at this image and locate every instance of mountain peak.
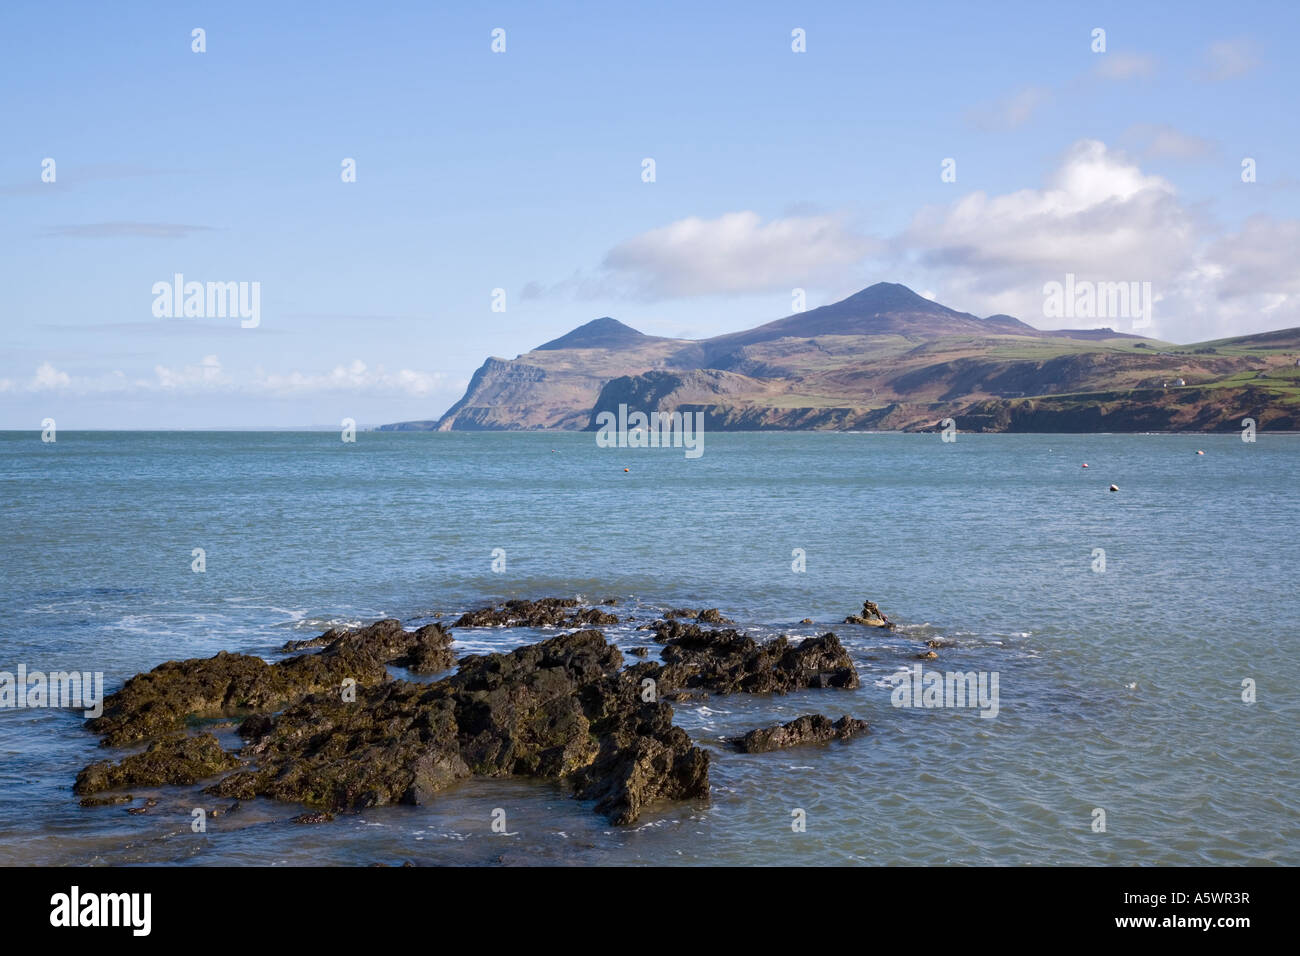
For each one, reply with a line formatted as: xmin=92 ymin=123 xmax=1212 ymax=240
xmin=535 ymin=317 xmax=649 ymax=351
xmin=707 ymin=281 xmax=977 ymax=348
xmin=835 ymin=282 xmax=946 ymax=312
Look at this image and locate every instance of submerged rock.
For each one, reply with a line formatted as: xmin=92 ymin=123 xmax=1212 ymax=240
xmin=291 ymin=811 xmax=335 ymax=824
xmin=125 ymin=798 xmax=159 ymax=815
xmin=845 ymin=599 xmax=895 ymax=628
xmin=79 ymin=793 xmax=134 ymax=807
xmin=731 ymin=714 xmax=868 ymax=753
xmin=75 ymin=733 xmax=242 ymax=795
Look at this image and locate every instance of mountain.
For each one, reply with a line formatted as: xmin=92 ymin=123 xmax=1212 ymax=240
xmin=380 ymin=283 xmax=1300 ymax=432
xmin=535 ymin=316 xmax=659 ymax=351
xmin=709 ymin=282 xmax=1036 ymax=348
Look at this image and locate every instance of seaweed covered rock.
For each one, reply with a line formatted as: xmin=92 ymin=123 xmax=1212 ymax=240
xmin=88 ymin=619 xmax=456 ymax=746
xmin=76 ymin=599 xmax=884 ymax=826
xmin=730 ymin=714 xmax=868 ymax=753
xmin=452 ymin=598 xmax=617 ymax=629
xmin=75 ymin=733 xmax=242 ymax=795
xmin=205 ymin=630 xmax=708 ymax=824
xmin=651 ymin=622 xmax=859 ymax=694
xmin=390 ymin=623 xmax=457 ymax=674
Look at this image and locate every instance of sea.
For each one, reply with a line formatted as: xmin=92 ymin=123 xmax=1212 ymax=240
xmin=0 ymin=430 xmax=1296 ymax=865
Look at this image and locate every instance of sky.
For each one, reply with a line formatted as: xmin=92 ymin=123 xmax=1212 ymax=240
xmin=2 ymin=0 xmax=1297 ymax=428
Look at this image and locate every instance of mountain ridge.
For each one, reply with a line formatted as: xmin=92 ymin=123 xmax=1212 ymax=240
xmin=379 ymin=283 xmax=1300 ymax=433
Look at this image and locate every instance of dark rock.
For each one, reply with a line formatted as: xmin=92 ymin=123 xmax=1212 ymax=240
xmin=845 ymin=599 xmax=895 ymax=628
xmin=652 ymin=623 xmax=859 ymax=694
xmin=696 ymin=608 xmax=731 ymax=624
xmin=731 ymin=714 xmax=868 ymax=753
xmin=76 ymin=601 xmax=871 ymax=827
xmin=452 ymin=598 xmax=616 ymax=629
xmin=628 ymin=647 xmax=649 ymax=657
xmin=291 ymin=811 xmax=334 ymax=824
xmin=664 ymin=608 xmax=734 ymax=625
xmin=800 ymin=618 xmax=814 ymax=624
xmin=75 ymin=734 xmax=242 ymax=795
xmin=205 ymin=630 xmax=708 ymax=826
xmin=917 ymin=650 xmax=938 ymax=660
xmin=389 ymin=623 xmax=456 ymax=674
xmin=87 ymin=619 xmax=456 ymax=746
xmin=237 ymin=714 xmax=274 ymax=739
xmin=79 ymin=793 xmax=134 ymax=807
xmin=569 ymin=607 xmax=620 ymax=627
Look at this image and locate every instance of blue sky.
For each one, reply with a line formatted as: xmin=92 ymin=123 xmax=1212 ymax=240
xmin=2 ymin=0 xmax=1297 ymax=427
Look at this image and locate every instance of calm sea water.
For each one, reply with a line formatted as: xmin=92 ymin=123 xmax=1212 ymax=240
xmin=0 ymin=430 xmax=1296 ymax=866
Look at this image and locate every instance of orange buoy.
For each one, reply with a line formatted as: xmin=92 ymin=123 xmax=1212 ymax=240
xmin=623 ymin=468 xmax=629 ymax=472
xmin=1082 ymin=463 xmax=1089 ymax=468
xmin=1196 ymin=450 xmax=1205 ymax=455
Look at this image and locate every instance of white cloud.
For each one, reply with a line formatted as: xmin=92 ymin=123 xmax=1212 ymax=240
xmin=601 ymin=211 xmax=879 ymax=298
xmin=2 ymin=357 xmax=452 ymax=398
xmin=154 ymin=354 xmax=230 ymax=389
xmin=1094 ymin=52 xmax=1156 ymax=80
xmin=1204 ymin=216 xmax=1300 ymax=298
xmin=1205 ymin=38 xmax=1260 ymax=80
xmin=904 ymin=140 xmax=1194 ymax=277
xmin=897 ymin=140 xmax=1300 ymax=340
xmin=966 ymin=87 xmax=1051 ymax=131
xmin=537 ymin=140 xmax=1298 ymax=342
xmin=254 ymin=360 xmax=448 ymax=396
xmin=32 ymin=362 xmax=72 ymax=389
xmin=1125 ymin=123 xmax=1217 ymax=161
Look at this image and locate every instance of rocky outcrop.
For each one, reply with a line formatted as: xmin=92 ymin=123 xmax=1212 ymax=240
xmin=206 ymin=629 xmax=705 ymax=824
xmin=845 ymin=599 xmax=895 ymax=628
xmin=88 ymin=619 xmax=455 ymax=746
xmin=731 ymin=714 xmax=868 ymax=753
xmin=75 ymin=733 xmax=242 ymax=795
xmin=651 ymin=621 xmax=859 ymax=694
xmin=663 ymin=608 xmax=733 ymax=624
xmin=452 ymin=598 xmax=618 ymax=628
xmin=76 ymin=600 xmax=875 ymax=826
